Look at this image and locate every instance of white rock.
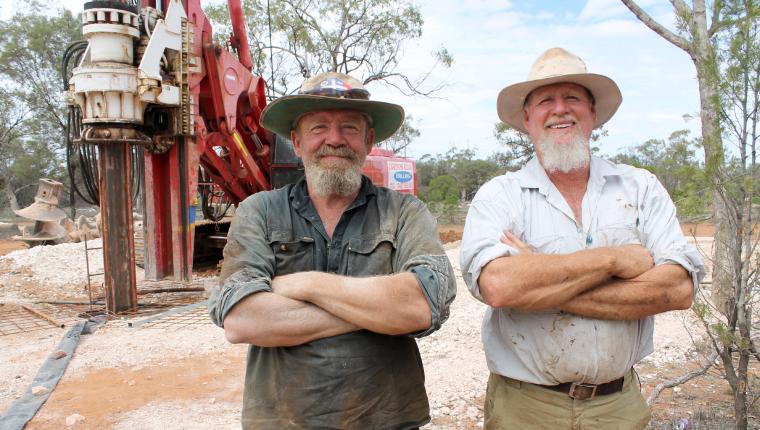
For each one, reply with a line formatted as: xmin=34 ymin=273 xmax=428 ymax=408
xmin=66 ymin=413 xmax=85 ymax=426
xmin=31 ymin=386 xmax=49 ymax=396
xmin=466 ymin=406 xmax=479 ymax=418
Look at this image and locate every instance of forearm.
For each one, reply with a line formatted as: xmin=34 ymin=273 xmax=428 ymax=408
xmin=274 ymin=271 xmax=432 ymax=335
xmin=560 ymin=264 xmax=693 ymax=320
xmin=479 ymin=247 xmax=618 ymax=310
xmin=223 ymin=291 xmax=358 ymax=347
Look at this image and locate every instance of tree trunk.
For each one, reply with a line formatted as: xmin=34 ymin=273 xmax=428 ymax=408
xmin=620 ymin=2 xmax=752 ymax=428
xmin=4 ymin=185 xmax=19 ymax=212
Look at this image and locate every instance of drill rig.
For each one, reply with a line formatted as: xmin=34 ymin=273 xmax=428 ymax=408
xmin=64 ymin=0 xmax=417 ymax=314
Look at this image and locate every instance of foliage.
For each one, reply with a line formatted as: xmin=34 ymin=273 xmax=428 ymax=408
xmin=416 ymin=147 xmax=501 ymax=201
xmin=380 ymin=115 xmax=420 ymax=155
xmin=610 ymin=130 xmax=708 ymax=219
xmin=491 ymin=122 xmax=533 ymax=170
xmin=0 ymin=3 xmax=81 ymax=209
xmin=622 ymin=1 xmax=760 ymax=428
xmin=425 ymin=175 xmax=459 ymax=206
xmin=205 ymin=0 xmax=452 ymax=98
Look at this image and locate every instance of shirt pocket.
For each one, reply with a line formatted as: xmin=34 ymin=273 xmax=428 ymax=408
xmin=594 ymin=201 xmax=643 ymax=247
xmin=268 ymin=230 xmax=315 ymax=276
xmin=346 ymin=234 xmax=395 ymax=276
xmin=526 ymin=234 xmax=584 ymax=254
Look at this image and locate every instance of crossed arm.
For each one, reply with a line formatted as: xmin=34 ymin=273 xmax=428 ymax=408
xmin=216 ymin=194 xmax=453 ymax=348
xmin=223 ymin=271 xmax=431 ymax=346
xmin=478 ymin=231 xmax=693 ymax=320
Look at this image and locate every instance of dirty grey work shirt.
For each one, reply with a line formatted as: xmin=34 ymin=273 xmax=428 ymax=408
xmin=209 ymin=176 xmax=456 ymax=430
xmin=460 ymin=156 xmax=704 ymax=386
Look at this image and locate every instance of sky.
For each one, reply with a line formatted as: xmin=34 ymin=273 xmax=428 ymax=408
xmin=0 ymin=0 xmax=702 ymax=160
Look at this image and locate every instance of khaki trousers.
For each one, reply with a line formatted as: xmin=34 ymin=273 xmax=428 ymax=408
xmin=484 ymin=370 xmax=651 ymax=430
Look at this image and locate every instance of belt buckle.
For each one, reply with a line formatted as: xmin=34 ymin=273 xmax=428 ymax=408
xmin=568 ymin=382 xmax=597 ymax=400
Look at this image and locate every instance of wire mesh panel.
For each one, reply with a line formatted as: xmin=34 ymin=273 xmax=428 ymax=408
xmin=0 ymin=304 xmax=62 ymax=336
xmin=138 ymin=306 xmax=211 ymax=330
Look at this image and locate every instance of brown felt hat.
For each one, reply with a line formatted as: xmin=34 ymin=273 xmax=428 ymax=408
xmin=497 ymin=47 xmax=622 ymax=134
xmin=261 ymin=72 xmax=405 ymax=143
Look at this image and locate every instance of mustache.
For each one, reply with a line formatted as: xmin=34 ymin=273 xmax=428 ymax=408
xmin=544 ymin=115 xmax=577 ymax=127
xmin=314 ymin=146 xmax=360 ymax=162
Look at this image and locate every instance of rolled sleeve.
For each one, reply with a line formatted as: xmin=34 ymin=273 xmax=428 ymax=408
xmin=395 ymin=198 xmax=456 ymax=338
xmin=406 ymin=255 xmax=456 ymax=338
xmin=208 ymin=194 xmax=276 ymax=327
xmin=640 ymin=175 xmax=706 ymax=292
xmin=461 ymin=242 xmax=514 ymax=302
xmin=460 ymin=180 xmax=520 ymax=303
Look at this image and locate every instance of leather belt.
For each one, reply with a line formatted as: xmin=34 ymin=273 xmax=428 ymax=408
xmin=541 ymin=377 xmax=624 ymax=400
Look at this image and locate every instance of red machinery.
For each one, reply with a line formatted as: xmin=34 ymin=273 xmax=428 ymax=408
xmin=66 ymin=0 xmax=416 ymax=314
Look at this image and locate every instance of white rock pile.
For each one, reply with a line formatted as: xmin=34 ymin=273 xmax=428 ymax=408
xmin=1 ymin=239 xmax=104 ymax=287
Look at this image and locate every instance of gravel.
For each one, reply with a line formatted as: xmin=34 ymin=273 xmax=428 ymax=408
xmin=1 ymin=239 xmax=105 ymax=287
xmin=0 ymin=241 xmax=710 ymax=428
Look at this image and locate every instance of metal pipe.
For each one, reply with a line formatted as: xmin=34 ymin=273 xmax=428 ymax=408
xmin=21 ymin=305 xmax=65 ymax=328
xmin=99 ymin=143 xmax=138 ymax=314
xmin=227 ymin=0 xmax=253 ymax=70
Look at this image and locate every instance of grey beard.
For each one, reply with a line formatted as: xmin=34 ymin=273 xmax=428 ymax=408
xmin=538 ymin=132 xmax=590 ymax=173
xmin=304 ymin=163 xmax=363 ymax=197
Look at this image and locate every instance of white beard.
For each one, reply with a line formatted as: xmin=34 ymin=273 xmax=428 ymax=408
xmin=538 ymin=132 xmax=590 ymax=173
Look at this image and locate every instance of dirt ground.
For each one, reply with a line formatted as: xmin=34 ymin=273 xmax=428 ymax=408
xmin=0 ymin=240 xmax=27 ymax=256
xmin=0 ymin=223 xmax=755 ymax=429
xmin=438 ymin=223 xmax=716 ymax=245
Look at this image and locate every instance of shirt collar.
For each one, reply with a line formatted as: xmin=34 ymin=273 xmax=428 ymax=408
xmin=513 ymin=155 xmax=623 ymax=192
xmin=289 ymin=174 xmax=376 ymax=210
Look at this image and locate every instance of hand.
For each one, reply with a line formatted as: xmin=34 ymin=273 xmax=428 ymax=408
xmin=613 ymin=244 xmax=654 ymax=279
xmin=271 ymin=272 xmax=312 ymax=301
xmin=500 ymin=230 xmax=534 ymax=254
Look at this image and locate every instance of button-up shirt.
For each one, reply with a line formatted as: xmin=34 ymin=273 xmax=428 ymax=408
xmin=460 ymin=156 xmax=704 ymax=385
xmin=209 ymin=176 xmax=456 ymax=429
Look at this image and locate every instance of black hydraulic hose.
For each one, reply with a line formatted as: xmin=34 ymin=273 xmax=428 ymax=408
xmin=60 ymin=40 xmax=151 ymax=208
xmin=60 ymin=40 xmax=87 ymax=90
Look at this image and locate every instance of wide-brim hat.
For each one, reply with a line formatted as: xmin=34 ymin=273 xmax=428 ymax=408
xmin=261 ymin=72 xmax=405 ymax=143
xmin=497 ymin=47 xmax=622 ymax=134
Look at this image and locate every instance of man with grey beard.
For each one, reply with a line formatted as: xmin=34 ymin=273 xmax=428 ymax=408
xmin=460 ymin=48 xmax=704 ymax=429
xmin=208 ymin=72 xmax=456 ymax=429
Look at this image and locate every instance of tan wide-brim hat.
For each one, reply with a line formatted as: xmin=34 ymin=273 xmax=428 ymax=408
xmin=261 ymin=72 xmax=405 ymax=143
xmin=497 ymin=47 xmax=622 ymax=134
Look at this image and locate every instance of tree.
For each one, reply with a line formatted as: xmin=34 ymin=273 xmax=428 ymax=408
xmin=380 ymin=115 xmax=420 ymax=155
xmin=611 ymin=130 xmax=707 ymax=218
xmin=415 ymin=147 xmax=501 ymax=201
xmin=426 ymin=175 xmax=459 ymax=206
xmin=0 ymin=3 xmax=81 ymax=210
xmin=492 ymin=122 xmax=533 ymax=170
xmin=206 ymin=0 xmax=452 ymax=98
xmin=454 ymin=158 xmax=501 ymax=201
xmin=0 ymin=88 xmax=30 ymax=211
xmin=621 ymin=1 xmax=760 ymax=428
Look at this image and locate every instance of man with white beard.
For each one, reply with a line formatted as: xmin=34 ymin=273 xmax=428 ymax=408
xmin=208 ymin=72 xmax=456 ymax=429
xmin=460 ymin=48 xmax=704 ymax=429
